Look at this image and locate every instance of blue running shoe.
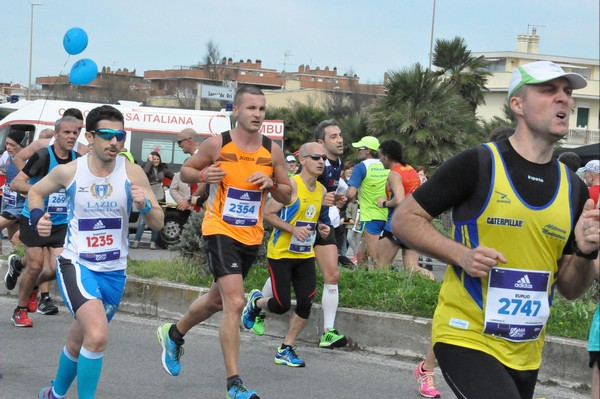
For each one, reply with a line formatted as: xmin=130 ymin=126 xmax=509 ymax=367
xmin=241 ymin=289 xmax=263 ymax=330
xmin=274 ymin=344 xmax=306 ymax=367
xmin=39 ymin=381 xmax=57 ymax=399
xmin=226 ymin=379 xmax=260 ymax=399
xmin=156 ymin=323 xmax=184 ymax=376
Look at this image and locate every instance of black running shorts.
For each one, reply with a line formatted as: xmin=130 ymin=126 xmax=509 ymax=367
xmin=203 ymin=234 xmax=259 ymax=281
xmin=19 ymin=215 xmax=67 ymax=248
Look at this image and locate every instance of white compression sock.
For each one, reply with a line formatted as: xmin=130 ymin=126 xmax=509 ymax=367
xmin=261 ymin=277 xmax=273 ymax=298
xmin=322 ymin=284 xmax=339 ymax=330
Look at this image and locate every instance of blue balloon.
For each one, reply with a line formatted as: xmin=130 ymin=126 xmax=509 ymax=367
xmin=70 ymin=58 xmax=98 ymax=85
xmin=63 ymin=27 xmax=88 ymax=55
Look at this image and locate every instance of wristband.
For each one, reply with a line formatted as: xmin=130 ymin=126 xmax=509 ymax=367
xmin=269 ymin=178 xmax=279 ymax=192
xmin=139 ymin=198 xmax=152 ymax=214
xmin=29 ymin=208 xmax=45 ymax=231
xmin=572 ymin=240 xmax=599 ymax=260
xmin=199 ymin=169 xmax=206 ymax=183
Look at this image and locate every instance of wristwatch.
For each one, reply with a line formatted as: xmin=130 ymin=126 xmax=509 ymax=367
xmin=572 ymin=240 xmax=599 ymax=260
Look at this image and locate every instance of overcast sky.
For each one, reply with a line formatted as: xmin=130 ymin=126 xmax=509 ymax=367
xmin=2 ymin=0 xmax=599 ymax=87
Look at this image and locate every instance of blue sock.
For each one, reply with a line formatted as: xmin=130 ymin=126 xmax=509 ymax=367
xmin=77 ymin=346 xmax=104 ymax=399
xmin=53 ymin=346 xmax=78 ymax=397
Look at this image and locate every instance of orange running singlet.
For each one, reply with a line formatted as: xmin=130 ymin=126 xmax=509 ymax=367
xmin=202 ymin=131 xmax=274 ymax=246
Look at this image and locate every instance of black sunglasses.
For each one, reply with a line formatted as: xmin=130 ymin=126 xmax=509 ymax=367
xmin=177 ymin=137 xmax=192 ymax=145
xmin=305 ymin=154 xmax=327 ymax=161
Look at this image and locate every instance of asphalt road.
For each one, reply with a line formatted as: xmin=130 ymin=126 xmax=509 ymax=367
xmin=0 ymin=298 xmax=588 ymax=398
xmin=0 ymin=235 xmax=590 ymax=398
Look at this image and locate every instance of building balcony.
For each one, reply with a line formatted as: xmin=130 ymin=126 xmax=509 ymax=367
xmin=562 ymin=128 xmax=599 ymax=146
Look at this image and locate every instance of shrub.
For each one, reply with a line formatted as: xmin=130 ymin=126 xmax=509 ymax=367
xmin=170 ymin=210 xmax=209 ymax=275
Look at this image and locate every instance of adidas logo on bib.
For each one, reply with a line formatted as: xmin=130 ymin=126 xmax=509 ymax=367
xmin=93 ymin=220 xmax=106 ymax=230
xmin=240 ymin=193 xmax=251 ymax=200
xmin=514 ymin=275 xmax=533 ymax=289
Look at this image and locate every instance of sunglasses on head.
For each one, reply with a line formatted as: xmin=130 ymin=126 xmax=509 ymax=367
xmin=305 ymin=154 xmax=327 ymax=161
xmin=91 ymin=128 xmax=126 ymax=142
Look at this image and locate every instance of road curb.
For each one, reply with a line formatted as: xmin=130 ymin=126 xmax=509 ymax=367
xmin=0 ymin=261 xmax=590 ymax=390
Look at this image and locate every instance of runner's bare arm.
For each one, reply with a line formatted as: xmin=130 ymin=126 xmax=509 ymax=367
xmin=393 ymin=195 xmax=507 ymax=278
xmin=13 ymin=139 xmax=49 ymax=171
xmin=556 ymin=199 xmax=599 ymax=299
xmin=266 ymin=143 xmax=292 ymax=205
xmin=28 ymin=162 xmax=77 ymax=210
xmin=180 ymin=135 xmax=222 ymax=184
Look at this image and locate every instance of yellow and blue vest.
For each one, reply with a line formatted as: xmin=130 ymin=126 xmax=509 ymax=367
xmin=432 ymin=142 xmax=573 ymax=370
xmin=267 ymin=174 xmax=323 ymax=260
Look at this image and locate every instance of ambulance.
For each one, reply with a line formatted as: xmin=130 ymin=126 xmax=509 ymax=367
xmin=0 ymin=99 xmax=285 ymax=247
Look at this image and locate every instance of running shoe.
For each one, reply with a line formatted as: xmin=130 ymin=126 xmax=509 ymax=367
xmin=12 ymin=308 xmax=33 ymax=327
xmin=251 ymin=313 xmax=266 ymax=336
xmin=226 ymin=379 xmax=260 ymax=399
xmin=241 ymin=289 xmax=263 ymax=329
xmin=39 ymin=382 xmax=57 ymax=399
xmin=274 ymin=344 xmax=306 ymax=367
xmin=4 ymin=254 xmax=22 ymax=290
xmin=413 ymin=360 xmax=441 ymax=398
xmin=37 ymin=296 xmax=59 ymax=315
xmin=27 ymin=288 xmax=39 ymax=313
xmin=338 ymin=255 xmax=355 ymax=268
xmin=156 ymin=323 xmax=184 ymax=376
xmin=319 ymin=328 xmax=348 ymax=349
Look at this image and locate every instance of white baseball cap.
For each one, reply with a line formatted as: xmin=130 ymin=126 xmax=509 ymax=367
xmin=508 ymin=61 xmax=587 ymax=98
xmin=583 ymin=160 xmax=600 ymax=174
xmin=286 ymin=155 xmax=297 ymax=163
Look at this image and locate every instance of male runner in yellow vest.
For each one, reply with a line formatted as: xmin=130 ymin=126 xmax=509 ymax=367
xmin=393 ymin=61 xmax=599 ymax=398
xmin=242 ymin=142 xmax=329 ymax=367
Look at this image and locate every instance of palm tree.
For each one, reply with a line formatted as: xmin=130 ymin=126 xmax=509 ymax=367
xmin=267 ymin=104 xmax=327 ymax=153
xmin=369 ymin=63 xmax=482 ymax=167
xmin=433 ymin=37 xmax=491 ymax=112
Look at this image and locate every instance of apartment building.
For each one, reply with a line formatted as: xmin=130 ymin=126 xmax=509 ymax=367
xmin=474 ymin=29 xmax=599 ymax=146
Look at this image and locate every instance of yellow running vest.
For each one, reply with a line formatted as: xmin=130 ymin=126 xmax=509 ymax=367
xmin=267 ymin=174 xmax=323 ymax=260
xmin=432 ymin=143 xmax=573 ymax=370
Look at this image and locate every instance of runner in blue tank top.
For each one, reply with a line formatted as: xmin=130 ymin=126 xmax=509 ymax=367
xmin=8 ymin=116 xmax=80 ymax=326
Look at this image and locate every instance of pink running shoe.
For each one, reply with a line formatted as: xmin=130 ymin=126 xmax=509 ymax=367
xmin=413 ymin=360 xmax=441 ymax=398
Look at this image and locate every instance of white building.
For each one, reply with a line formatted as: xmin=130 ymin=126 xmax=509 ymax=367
xmin=474 ymin=29 xmax=599 ymax=147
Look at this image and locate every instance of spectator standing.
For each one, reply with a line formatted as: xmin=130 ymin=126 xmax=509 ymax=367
xmin=131 ymin=151 xmax=173 ymax=249
xmin=583 ymin=159 xmax=599 ymax=206
xmin=416 ymin=165 xmax=428 ymax=184
xmin=169 ymin=172 xmax=192 ymax=211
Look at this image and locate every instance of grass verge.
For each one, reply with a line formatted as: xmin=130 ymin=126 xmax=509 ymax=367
xmin=127 ymin=257 xmax=598 ymax=341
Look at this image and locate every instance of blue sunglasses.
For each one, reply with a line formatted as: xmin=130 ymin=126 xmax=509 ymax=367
xmin=91 ymin=128 xmax=126 ymax=142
